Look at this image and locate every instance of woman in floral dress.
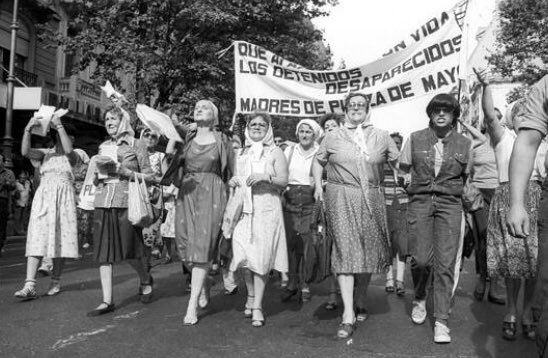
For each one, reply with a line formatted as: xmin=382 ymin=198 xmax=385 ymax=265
xmin=15 ymin=114 xmax=80 ymax=299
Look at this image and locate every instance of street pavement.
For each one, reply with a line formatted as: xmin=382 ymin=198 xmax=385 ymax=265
xmin=0 ymin=235 xmax=539 ymax=358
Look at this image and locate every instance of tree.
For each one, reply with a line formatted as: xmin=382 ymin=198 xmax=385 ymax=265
xmin=52 ymin=0 xmax=334 ymax=129
xmin=489 ymin=0 xmax=548 ymax=88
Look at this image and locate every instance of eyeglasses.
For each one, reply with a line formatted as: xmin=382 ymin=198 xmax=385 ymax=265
xmin=143 ymin=132 xmax=158 ymax=139
xmin=431 ymin=106 xmax=452 ymax=114
xmin=249 ymin=122 xmax=267 ymax=129
xmin=348 ymin=102 xmax=368 ymax=110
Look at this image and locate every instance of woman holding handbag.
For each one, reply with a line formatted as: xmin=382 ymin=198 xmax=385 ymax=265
xmin=87 ymin=105 xmax=155 ymax=316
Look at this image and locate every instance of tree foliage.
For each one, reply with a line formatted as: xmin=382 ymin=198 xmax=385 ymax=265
xmin=489 ymin=0 xmax=548 ymax=86
xmin=53 ymin=0 xmax=334 ymax=129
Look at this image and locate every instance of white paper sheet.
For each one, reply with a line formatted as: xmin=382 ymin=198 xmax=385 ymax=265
xmin=136 ymin=104 xmax=183 ymax=142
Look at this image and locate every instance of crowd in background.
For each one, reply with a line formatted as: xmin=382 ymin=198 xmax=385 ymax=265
xmin=3 ymin=70 xmax=548 ymax=356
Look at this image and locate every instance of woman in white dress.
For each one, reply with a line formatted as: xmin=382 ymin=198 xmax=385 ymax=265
xmin=229 ymin=112 xmax=288 ymax=327
xmin=14 ymin=114 xmax=79 ymax=299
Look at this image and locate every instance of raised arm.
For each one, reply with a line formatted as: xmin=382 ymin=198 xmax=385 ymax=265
xmin=21 ymin=117 xmax=45 ymax=162
xmin=51 ymin=115 xmax=79 ymax=165
xmin=474 ymin=68 xmax=505 ymax=147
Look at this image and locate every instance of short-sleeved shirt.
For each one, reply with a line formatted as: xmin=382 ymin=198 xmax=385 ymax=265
xmin=316 ymin=124 xmax=399 ymax=187
xmin=494 ymin=128 xmax=546 ymax=183
xmin=518 ymin=75 xmax=548 ymax=136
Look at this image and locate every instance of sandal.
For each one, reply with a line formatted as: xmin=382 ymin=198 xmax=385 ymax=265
xmin=355 ymin=306 xmax=369 ymax=322
xmin=395 ymin=281 xmax=405 ymax=296
xmin=251 ymin=308 xmax=265 ymax=327
xmin=324 ymin=291 xmax=338 ymax=311
xmin=385 ymin=279 xmax=395 ymax=293
xmin=522 ymin=322 xmax=536 ymax=341
xmin=139 ymin=275 xmax=154 ymax=304
xmin=502 ymin=320 xmax=517 ymax=341
xmin=337 ymin=319 xmax=356 ymax=339
xmin=244 ymin=295 xmax=254 ymax=318
xmin=14 ymin=284 xmax=37 ymax=301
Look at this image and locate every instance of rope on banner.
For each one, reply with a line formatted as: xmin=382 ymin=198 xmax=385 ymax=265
xmin=216 ymin=42 xmax=235 ymax=59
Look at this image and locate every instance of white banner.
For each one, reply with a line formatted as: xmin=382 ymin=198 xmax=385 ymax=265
xmin=234 ymin=1 xmax=468 ymax=133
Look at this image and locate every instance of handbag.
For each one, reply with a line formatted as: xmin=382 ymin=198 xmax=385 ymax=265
xmin=303 ymin=202 xmax=332 ymax=284
xmin=128 ymin=173 xmax=155 ymax=228
xmin=462 ymin=178 xmax=484 ymax=213
xmin=221 ymin=186 xmax=244 ymax=238
xmin=218 ymin=234 xmax=233 ymax=268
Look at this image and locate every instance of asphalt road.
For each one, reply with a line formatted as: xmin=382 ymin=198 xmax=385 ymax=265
xmin=0 ymin=236 xmax=538 ymax=358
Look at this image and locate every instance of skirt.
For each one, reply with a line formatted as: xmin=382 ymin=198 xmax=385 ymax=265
xmin=486 ymin=182 xmax=541 ymax=279
xmin=325 ymin=183 xmax=391 ymax=274
xmin=93 ymin=208 xmax=145 ymax=264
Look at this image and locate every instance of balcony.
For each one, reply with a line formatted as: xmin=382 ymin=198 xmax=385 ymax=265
xmin=1 ymin=67 xmax=38 ymax=87
xmin=59 ymin=76 xmax=102 ymax=101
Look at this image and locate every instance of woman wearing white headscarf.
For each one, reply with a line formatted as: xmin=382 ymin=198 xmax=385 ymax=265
xmin=229 ymin=112 xmax=288 ymax=327
xmin=312 ymin=94 xmax=399 ymax=338
xmin=281 ymin=119 xmax=322 ymax=303
xmin=86 ymin=105 xmax=154 ymax=316
xmin=165 ymin=100 xmax=234 ymax=325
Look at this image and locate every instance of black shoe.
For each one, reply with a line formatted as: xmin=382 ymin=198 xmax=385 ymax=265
xmin=522 ymin=323 xmax=536 ymax=341
xmin=87 ymin=302 xmax=115 ymax=317
xmin=502 ymin=321 xmax=517 ymax=341
xmin=487 ymin=294 xmax=505 ymax=305
xmin=280 ymin=288 xmax=298 ymax=302
xmin=140 ymin=275 xmax=154 ymax=304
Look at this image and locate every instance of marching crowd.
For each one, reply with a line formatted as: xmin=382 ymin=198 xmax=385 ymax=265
xmin=4 ymin=69 xmax=548 ymax=355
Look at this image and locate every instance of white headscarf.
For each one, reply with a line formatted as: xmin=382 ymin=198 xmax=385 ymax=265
xmin=244 ymin=121 xmax=274 ymax=161
xmin=295 ymin=119 xmax=323 ymax=142
xmin=344 ymin=101 xmax=372 ymax=156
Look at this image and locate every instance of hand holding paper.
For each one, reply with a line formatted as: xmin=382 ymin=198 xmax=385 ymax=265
xmin=101 ymin=80 xmax=126 ymax=105
xmin=136 ymin=104 xmax=183 ymax=142
xmin=28 ymin=105 xmax=69 ymax=136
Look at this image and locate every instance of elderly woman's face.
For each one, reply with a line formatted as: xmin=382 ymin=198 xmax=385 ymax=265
xmin=346 ymin=96 xmax=368 ymax=124
xmin=430 ymin=105 xmax=454 ymax=129
xmin=248 ymin=116 xmax=268 ymax=142
xmin=323 ymin=119 xmax=339 ymax=132
xmin=105 ymin=111 xmax=122 ymax=137
xmin=298 ymin=123 xmax=315 ymax=147
xmin=143 ymin=130 xmax=159 ymax=149
xmin=194 ymin=100 xmax=214 ymax=123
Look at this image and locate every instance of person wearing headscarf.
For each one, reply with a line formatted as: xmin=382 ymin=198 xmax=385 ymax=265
xmin=474 ymin=70 xmax=547 ymax=342
xmin=14 ymin=113 xmax=80 ymax=299
xmin=312 ymin=93 xmax=399 ymax=339
xmin=140 ymin=128 xmax=166 ymax=258
xmin=281 ymin=119 xmax=322 ymax=303
xmin=164 ymin=99 xmax=234 ymax=325
xmin=398 ymin=93 xmax=472 ymax=344
xmin=229 ymin=112 xmax=288 ymax=327
xmin=86 ymin=105 xmax=154 ymax=316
